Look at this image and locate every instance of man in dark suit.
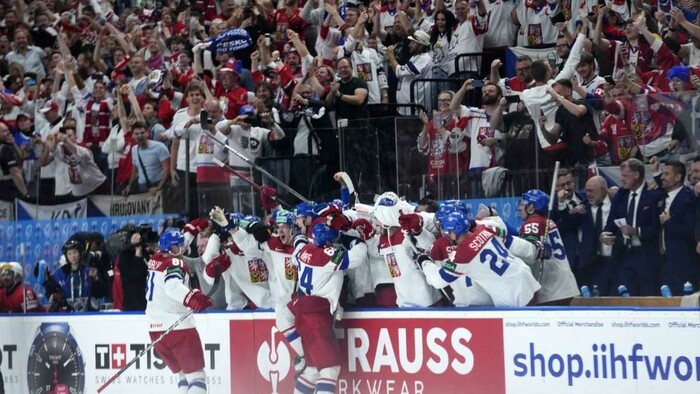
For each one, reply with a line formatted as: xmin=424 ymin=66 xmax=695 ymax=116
xmin=600 ymin=158 xmax=663 ymax=296
xmin=552 ymin=168 xmax=587 ymax=280
xmin=580 ymin=176 xmax=614 ymax=295
xmin=658 ymin=160 xmax=698 ymax=295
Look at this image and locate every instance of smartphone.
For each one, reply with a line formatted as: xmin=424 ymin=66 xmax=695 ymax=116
xmin=264 ymin=33 xmax=271 ymax=46
xmin=597 ymin=0 xmax=606 ymax=7
xmin=471 ymin=79 xmax=485 ymax=88
xmin=550 ymin=12 xmax=566 ymax=25
xmin=505 ymin=95 xmax=521 ymax=104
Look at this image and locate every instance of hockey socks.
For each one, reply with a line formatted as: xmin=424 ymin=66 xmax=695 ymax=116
xmin=186 ymin=370 xmax=207 ymax=394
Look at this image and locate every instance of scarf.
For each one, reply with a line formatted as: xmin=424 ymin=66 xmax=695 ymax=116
xmin=84 ymin=100 xmax=111 ymax=144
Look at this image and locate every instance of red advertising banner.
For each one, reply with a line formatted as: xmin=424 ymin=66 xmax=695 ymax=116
xmin=230 ymin=315 xmax=505 ymax=393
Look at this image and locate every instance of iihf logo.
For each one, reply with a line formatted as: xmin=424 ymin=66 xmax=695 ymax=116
xmin=256 ymin=326 xmax=291 ymax=394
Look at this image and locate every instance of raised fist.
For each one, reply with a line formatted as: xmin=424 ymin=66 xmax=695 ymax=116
xmin=183 ymin=218 xmax=209 ymax=238
xmin=259 ymin=185 xmax=279 ymax=211
xmin=205 ymin=259 xmax=230 ymax=278
xmin=398 ymin=211 xmax=423 ymax=234
xmin=329 ymin=214 xmax=352 ymax=232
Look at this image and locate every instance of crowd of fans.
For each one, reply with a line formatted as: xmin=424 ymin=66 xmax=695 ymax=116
xmin=0 ymin=0 xmax=699 ymax=213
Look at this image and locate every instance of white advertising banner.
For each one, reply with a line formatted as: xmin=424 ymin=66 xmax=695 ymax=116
xmin=1 ymin=309 xmax=699 ymax=394
xmin=89 ymin=192 xmax=163 ymax=217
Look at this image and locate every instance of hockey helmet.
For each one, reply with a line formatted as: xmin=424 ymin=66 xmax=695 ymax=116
xmin=312 ymin=223 xmax=339 ymax=247
xmin=521 ymin=189 xmax=550 ymax=215
xmin=295 ymin=201 xmax=318 ymax=219
xmin=159 ymin=227 xmax=185 ymax=254
xmin=441 ymin=211 xmax=470 ymax=237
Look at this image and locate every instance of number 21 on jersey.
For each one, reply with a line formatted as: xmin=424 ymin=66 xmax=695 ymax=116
xmin=145 ymin=272 xmax=156 ymax=301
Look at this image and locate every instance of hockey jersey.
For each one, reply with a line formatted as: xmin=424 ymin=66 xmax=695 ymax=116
xmin=519 ymin=215 xmax=579 ymax=303
xmin=423 ymin=226 xmax=540 ymax=307
xmin=0 ymin=283 xmax=42 ymax=313
xmin=145 ymin=252 xmax=197 ymax=332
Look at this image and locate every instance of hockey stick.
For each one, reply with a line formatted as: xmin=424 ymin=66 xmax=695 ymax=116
xmin=538 ymin=161 xmax=560 ymax=283
xmin=211 ymin=157 xmax=294 ymax=209
xmin=97 ymin=264 xmax=222 ymax=393
xmin=199 ymin=125 xmax=310 ymax=203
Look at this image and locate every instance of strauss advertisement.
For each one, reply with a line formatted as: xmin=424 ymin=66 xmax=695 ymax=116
xmin=230 ymin=314 xmax=505 ymax=394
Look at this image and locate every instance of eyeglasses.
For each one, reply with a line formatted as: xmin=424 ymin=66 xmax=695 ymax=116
xmin=516 ymin=66 xmax=531 ymax=72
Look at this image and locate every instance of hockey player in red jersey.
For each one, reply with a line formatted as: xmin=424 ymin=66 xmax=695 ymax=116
xmin=0 ymin=262 xmax=43 ymax=313
xmin=518 ymin=189 xmax=579 ymax=305
xmin=293 ymin=222 xmax=365 ymax=394
xmin=145 ymin=228 xmax=213 ymax=394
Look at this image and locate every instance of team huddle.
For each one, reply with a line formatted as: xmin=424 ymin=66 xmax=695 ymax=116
xmin=143 ymin=173 xmax=578 ymax=394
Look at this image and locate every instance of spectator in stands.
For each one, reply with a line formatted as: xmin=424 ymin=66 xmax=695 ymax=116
xmin=429 ymin=10 xmax=457 ymax=82
xmin=539 ymin=79 xmax=600 ymax=166
xmin=484 ymin=0 xmax=517 ymax=54
xmin=124 ymin=121 xmax=170 ymax=196
xmin=512 ymin=0 xmax=560 ymax=46
xmin=447 ymin=0 xmax=488 ymax=77
xmin=327 ymin=57 xmax=369 ymax=120
xmin=171 ymin=83 xmax=206 ymax=218
xmin=653 ymin=159 xmax=698 ymax=296
xmin=6 ymin=28 xmax=46 ymax=78
xmin=491 ymin=56 xmax=534 ymax=97
xmin=0 ymin=122 xmax=30 ymax=201
xmin=342 ymin=12 xmax=390 ymax=105
xmin=48 ymin=126 xmax=109 ymax=197
xmin=387 ymin=30 xmax=432 ymax=115
xmin=195 ymin=99 xmax=232 ymax=214
xmin=666 ymin=65 xmax=700 ymax=161
xmin=601 ymin=158 xmax=663 ymax=296
xmin=182 ymin=234 xmax=226 ymax=310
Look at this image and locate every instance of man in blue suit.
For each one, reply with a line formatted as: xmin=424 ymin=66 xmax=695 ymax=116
xmin=600 ymin=158 xmax=663 ymax=296
xmin=552 ymin=168 xmax=587 ymax=283
xmin=580 ymin=176 xmax=615 ymax=295
xmin=658 ymin=160 xmax=698 ymax=295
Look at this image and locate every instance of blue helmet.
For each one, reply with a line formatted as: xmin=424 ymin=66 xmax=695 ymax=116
xmin=312 ymin=223 xmax=339 ymax=247
xmin=441 ymin=211 xmax=470 ymax=237
xmin=295 ymin=201 xmax=318 ymax=219
xmin=224 ymin=212 xmax=245 ymax=230
xmin=435 ymin=200 xmax=468 ymax=224
xmin=274 ymin=210 xmax=296 ymax=227
xmin=521 ymin=189 xmax=549 ymax=215
xmin=159 ymin=227 xmax=185 ymax=254
xmin=244 ymin=215 xmax=261 ymax=223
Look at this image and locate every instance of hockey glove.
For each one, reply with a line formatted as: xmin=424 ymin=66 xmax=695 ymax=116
xmin=535 ymin=241 xmax=552 ymax=260
xmin=398 ymin=212 xmax=424 ymax=234
xmin=259 ymin=185 xmax=279 ymax=211
xmin=338 ymin=233 xmax=362 ymax=250
xmin=414 ymin=253 xmax=432 ymax=272
xmin=183 ymin=289 xmax=213 ymax=312
xmin=329 ymin=214 xmax=352 ymax=232
xmin=315 ymin=202 xmax=342 ymax=218
xmin=205 ymin=258 xmax=230 ymax=277
xmin=246 ymin=222 xmax=272 ymax=243
xmin=183 ymin=218 xmax=209 ymax=238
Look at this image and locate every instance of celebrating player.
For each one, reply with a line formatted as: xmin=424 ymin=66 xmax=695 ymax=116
xmin=292 ymin=222 xmax=366 ymax=394
xmin=518 ymin=190 xmax=579 ymax=305
xmin=145 ymin=228 xmax=213 ymax=394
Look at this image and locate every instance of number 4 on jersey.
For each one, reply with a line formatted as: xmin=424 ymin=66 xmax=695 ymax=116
xmin=299 ymin=267 xmax=313 ymax=295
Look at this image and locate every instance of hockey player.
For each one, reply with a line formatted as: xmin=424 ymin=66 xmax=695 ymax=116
xmin=351 ymin=218 xmax=395 ymax=306
xmin=372 ymin=192 xmax=442 ymax=307
xmin=201 ymin=209 xmax=273 ymax=310
xmin=145 ymin=228 xmax=213 ymax=394
xmin=420 ymin=211 xmax=542 ymax=307
xmin=293 ymin=222 xmax=366 ymax=394
xmin=294 ymin=201 xmax=319 ymax=236
xmin=0 ymin=262 xmax=42 ymax=313
xmin=232 ymin=209 xmax=306 ymax=372
xmin=518 ymin=189 xmax=579 ymax=305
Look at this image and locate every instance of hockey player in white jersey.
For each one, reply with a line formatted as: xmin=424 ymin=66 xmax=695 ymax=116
xmin=518 ymin=189 xmax=579 ymax=305
xmin=231 ymin=209 xmax=306 ymax=371
xmin=145 ymin=228 xmax=213 ymax=394
xmin=372 ymin=192 xmax=442 ymax=307
xmin=352 ymin=218 xmax=397 ymax=307
xmin=292 ymin=222 xmax=366 ymax=394
xmin=201 ymin=209 xmax=273 ymax=310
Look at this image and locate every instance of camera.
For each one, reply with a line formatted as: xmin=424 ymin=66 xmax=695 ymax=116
xmin=105 ymin=223 xmax=158 ymax=255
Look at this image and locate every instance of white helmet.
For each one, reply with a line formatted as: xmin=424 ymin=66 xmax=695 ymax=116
xmin=1 ymin=262 xmax=22 ymax=277
xmin=372 ymin=192 xmax=415 ymax=228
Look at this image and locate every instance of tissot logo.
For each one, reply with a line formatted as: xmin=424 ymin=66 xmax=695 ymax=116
xmin=95 ymin=343 xmax=220 ymax=370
